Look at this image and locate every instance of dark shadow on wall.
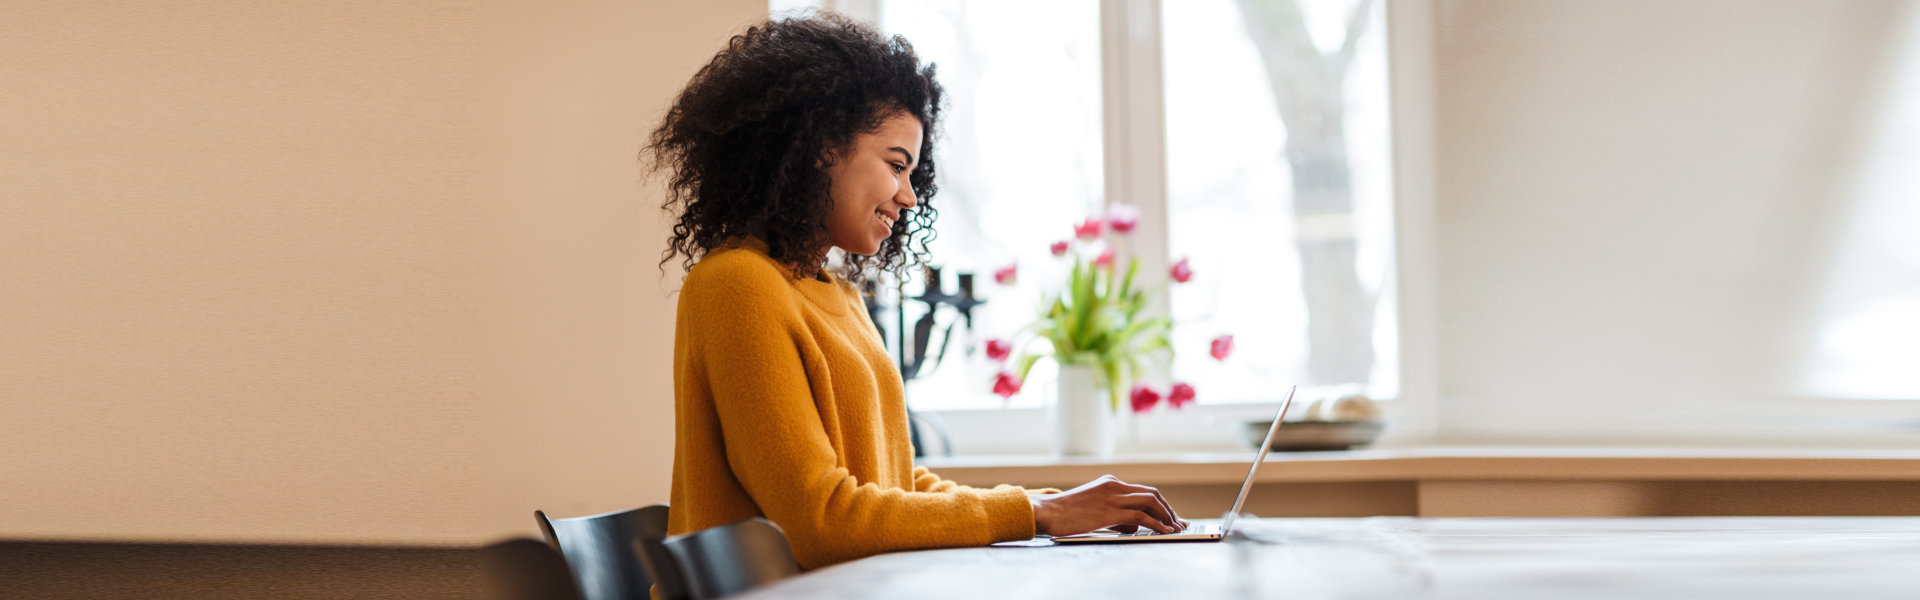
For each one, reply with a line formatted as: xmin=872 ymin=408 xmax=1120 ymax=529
xmin=0 ymin=541 xmax=479 ymax=600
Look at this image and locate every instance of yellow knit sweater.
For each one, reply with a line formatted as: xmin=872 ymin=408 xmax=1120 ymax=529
xmin=667 ymin=237 xmax=1036 ymax=569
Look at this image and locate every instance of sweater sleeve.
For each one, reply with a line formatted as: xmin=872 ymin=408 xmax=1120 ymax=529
xmin=911 ymin=465 xmax=1059 ymax=495
xmin=682 ymin=260 xmax=1035 ymax=568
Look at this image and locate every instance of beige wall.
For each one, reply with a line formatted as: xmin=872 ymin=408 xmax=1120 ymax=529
xmin=480 ymin=0 xmax=765 ymax=540
xmin=2 ymin=0 xmax=485 ymax=545
xmin=2 ymin=1 xmax=762 ymax=545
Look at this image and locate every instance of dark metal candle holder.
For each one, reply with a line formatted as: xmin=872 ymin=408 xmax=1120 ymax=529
xmin=862 ymin=266 xmax=986 ymax=457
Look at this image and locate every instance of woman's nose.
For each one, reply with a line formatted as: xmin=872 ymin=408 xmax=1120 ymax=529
xmin=896 ymin=180 xmax=918 ymax=208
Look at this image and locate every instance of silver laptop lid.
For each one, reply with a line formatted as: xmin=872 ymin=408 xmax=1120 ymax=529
xmin=1221 ymin=385 xmax=1297 ymax=535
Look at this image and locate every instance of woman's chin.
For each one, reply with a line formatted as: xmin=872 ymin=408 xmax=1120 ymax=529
xmin=834 ymin=242 xmax=880 ymax=257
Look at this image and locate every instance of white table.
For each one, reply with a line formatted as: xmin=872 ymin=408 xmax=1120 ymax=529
xmin=736 ymin=517 xmax=1920 ymax=599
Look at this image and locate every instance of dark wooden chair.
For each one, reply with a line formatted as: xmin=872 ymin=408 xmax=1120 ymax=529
xmin=535 ymin=505 xmax=684 ymax=600
xmin=480 ymin=538 xmax=584 ymax=600
xmin=660 ymin=518 xmax=799 ymax=599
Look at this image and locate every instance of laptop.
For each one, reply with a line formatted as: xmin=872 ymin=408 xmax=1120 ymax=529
xmin=1051 ymin=385 xmax=1298 ymax=544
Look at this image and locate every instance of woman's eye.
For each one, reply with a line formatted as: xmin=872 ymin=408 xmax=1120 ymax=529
xmin=891 ymin=163 xmax=908 ymax=173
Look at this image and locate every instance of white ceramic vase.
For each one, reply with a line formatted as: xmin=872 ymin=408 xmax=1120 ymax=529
xmin=1051 ymin=364 xmax=1115 ymax=459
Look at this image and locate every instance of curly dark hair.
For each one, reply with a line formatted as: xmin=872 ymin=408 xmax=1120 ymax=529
xmin=647 ymin=13 xmax=943 ymax=287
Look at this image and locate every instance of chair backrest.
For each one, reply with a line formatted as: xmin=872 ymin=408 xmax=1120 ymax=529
xmin=535 ymin=505 xmax=685 ymax=600
xmin=480 ymin=538 xmax=584 ymax=600
xmin=660 ymin=518 xmax=799 ymax=600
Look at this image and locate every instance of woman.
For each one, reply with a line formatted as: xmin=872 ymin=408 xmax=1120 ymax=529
xmin=648 ymin=13 xmax=1186 ymax=570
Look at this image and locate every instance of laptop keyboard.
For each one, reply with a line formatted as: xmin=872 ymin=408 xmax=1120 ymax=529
xmin=1122 ymin=523 xmax=1218 ymax=536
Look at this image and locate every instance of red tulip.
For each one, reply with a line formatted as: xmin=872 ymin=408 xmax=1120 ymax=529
xmin=1169 ymin=257 xmax=1194 ymax=283
xmin=993 ymin=264 xmax=1018 ymax=286
xmin=992 ymin=372 xmax=1023 ymax=399
xmin=1107 ymin=203 xmax=1140 ymax=234
xmin=1129 ymin=384 xmax=1162 ymax=414
xmin=1073 ymin=218 xmax=1104 ymax=241
xmin=984 ymin=339 xmax=1013 ymax=362
xmin=1168 ymin=382 xmax=1196 ymax=409
xmin=1209 ymin=334 xmax=1235 ymax=361
xmin=1093 ymin=249 xmax=1115 ymax=270
xmin=1050 ymin=240 xmax=1071 ymax=257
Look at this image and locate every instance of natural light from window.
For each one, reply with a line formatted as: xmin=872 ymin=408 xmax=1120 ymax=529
xmin=1797 ymin=6 xmax=1920 ymax=401
xmin=1163 ymin=0 xmax=1396 ymax=405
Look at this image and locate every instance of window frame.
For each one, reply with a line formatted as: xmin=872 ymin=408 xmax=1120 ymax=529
xmin=830 ymin=0 xmax=1438 ymax=455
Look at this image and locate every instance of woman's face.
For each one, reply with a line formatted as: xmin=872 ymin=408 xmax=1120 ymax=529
xmin=822 ymin=111 xmax=923 ymax=257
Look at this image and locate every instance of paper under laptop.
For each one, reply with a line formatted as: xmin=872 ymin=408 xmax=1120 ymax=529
xmin=1051 ymin=385 xmax=1298 ymax=544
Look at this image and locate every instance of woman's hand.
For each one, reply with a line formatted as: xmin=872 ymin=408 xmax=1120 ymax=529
xmin=1029 ymin=475 xmax=1188 ymax=536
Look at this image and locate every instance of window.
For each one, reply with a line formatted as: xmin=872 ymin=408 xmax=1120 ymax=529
xmin=775 ymin=1 xmax=1406 ymax=450
xmin=1162 ymin=0 xmax=1397 ymax=404
xmin=869 ymin=0 xmax=1106 ymax=412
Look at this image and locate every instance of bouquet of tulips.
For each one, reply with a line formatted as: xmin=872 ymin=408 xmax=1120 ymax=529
xmin=982 ymin=204 xmax=1234 ymax=414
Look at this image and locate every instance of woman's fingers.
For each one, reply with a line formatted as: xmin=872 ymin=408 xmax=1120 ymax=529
xmin=1113 ymin=492 xmax=1181 ymax=533
xmin=1139 ymin=485 xmax=1186 ymax=529
xmin=1095 ymin=478 xmax=1185 ymax=532
xmin=1131 ymin=510 xmax=1176 ymax=533
xmin=1105 ymin=479 xmax=1185 ymax=529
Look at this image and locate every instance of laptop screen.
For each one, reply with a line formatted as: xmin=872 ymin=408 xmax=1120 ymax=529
xmin=1221 ymin=385 xmax=1297 ymax=535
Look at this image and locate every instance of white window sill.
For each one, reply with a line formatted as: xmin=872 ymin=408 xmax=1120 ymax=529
xmin=918 ymin=445 xmax=1920 ymax=486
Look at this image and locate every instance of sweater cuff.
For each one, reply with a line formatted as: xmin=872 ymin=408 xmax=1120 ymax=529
xmin=980 ymin=485 xmax=1038 ymax=542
